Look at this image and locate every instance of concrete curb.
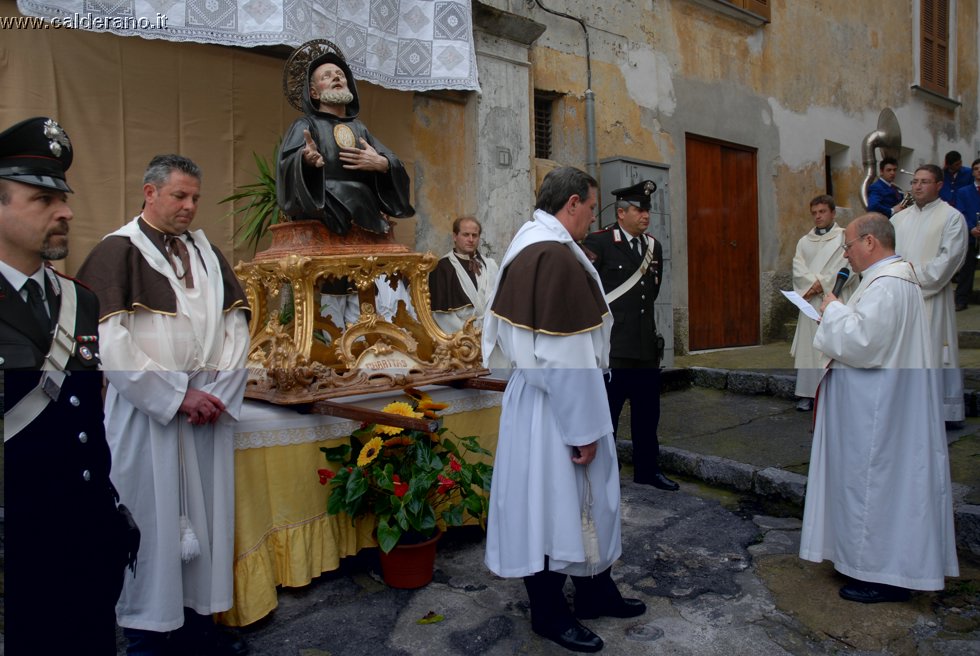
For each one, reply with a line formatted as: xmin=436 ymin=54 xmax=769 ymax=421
xmin=673 ymin=365 xmax=980 ymax=416
xmin=617 ymin=439 xmax=980 ymax=558
xmin=681 ymin=366 xmax=798 ymax=400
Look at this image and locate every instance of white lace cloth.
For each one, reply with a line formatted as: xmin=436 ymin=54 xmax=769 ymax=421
xmin=17 ymin=0 xmax=480 ymax=92
xmin=234 ymin=385 xmax=501 ymax=450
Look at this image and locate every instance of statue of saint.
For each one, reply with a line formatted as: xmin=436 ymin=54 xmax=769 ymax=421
xmin=277 ymin=40 xmax=415 ymax=235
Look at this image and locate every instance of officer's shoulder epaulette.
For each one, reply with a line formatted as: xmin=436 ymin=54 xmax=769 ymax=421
xmin=52 ymin=268 xmax=94 ymax=292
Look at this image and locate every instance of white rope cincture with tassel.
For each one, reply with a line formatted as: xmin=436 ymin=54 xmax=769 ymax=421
xmin=581 ymin=467 xmax=600 ymax=577
xmin=178 ymin=423 xmax=201 ymax=562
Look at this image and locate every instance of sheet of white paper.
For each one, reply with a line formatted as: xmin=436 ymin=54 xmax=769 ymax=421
xmin=781 ymin=290 xmax=821 ymax=322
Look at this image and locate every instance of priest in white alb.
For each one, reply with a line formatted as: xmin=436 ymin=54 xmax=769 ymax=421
xmin=482 ymin=167 xmax=644 ymax=653
xmin=890 ymin=164 xmax=968 ymax=424
xmin=790 ymin=194 xmax=853 ymax=412
xmin=799 ymin=212 xmax=959 ymax=604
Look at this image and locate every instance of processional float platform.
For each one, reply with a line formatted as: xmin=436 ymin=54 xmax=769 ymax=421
xmin=235 ymin=220 xmax=490 ymax=405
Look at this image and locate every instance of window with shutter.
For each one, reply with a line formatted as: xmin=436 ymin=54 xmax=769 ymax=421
xmin=740 ymin=0 xmax=771 ymax=21
xmin=533 ymin=92 xmax=554 ymax=160
xmin=920 ymin=0 xmax=950 ymax=96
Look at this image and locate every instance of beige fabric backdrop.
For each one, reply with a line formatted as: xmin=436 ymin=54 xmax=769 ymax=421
xmin=0 ymin=0 xmax=417 ymax=273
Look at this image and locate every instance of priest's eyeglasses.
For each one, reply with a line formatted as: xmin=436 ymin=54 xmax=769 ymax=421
xmin=842 ymin=234 xmax=870 ymax=252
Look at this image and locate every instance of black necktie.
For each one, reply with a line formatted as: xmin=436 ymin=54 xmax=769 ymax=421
xmin=631 ymin=237 xmax=641 ymax=258
xmin=24 ymin=278 xmax=52 ymax=335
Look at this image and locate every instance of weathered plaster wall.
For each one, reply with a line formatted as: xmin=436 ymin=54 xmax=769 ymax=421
xmin=411 ymin=93 xmax=473 ymax=257
xmin=481 ymin=0 xmax=978 ymax=350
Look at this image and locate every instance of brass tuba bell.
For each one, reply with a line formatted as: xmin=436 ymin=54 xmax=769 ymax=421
xmin=859 ymin=108 xmax=902 ymax=211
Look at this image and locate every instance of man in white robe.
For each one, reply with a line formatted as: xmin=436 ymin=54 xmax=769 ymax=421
xmin=429 ymin=216 xmax=499 ymax=333
xmin=790 ymin=195 xmax=853 ymax=411
xmin=800 ymin=213 xmax=959 ymax=604
xmin=78 ymin=155 xmax=250 ymax=656
xmin=482 ymin=166 xmax=644 ymax=653
xmin=891 ymin=164 xmax=968 ymax=424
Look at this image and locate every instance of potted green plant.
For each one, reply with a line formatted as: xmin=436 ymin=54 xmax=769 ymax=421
xmin=318 ymin=388 xmax=493 ymax=587
xmin=219 ymin=146 xmax=284 ymax=254
xmin=220 ymin=145 xmax=297 ymax=324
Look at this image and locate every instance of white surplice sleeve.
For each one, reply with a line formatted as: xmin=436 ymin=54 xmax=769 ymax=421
xmin=100 ymin=313 xmax=188 ymax=426
xmin=917 ymin=213 xmax=967 ymax=298
xmin=814 ymin=278 xmax=906 ymax=369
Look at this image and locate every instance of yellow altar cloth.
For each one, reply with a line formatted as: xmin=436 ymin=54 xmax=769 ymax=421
xmin=219 ymin=387 xmax=501 ymax=627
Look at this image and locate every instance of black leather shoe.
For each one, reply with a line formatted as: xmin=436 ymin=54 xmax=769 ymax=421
xmin=956 ymin=304 xmax=967 ymax=312
xmin=649 ymin=472 xmax=679 ymax=491
xmin=532 ymin=621 xmax=604 ymax=653
xmin=576 ymin=597 xmax=646 ymax=620
xmin=839 ymin=582 xmax=910 ymax=604
xmin=795 ymin=398 xmax=813 ymax=412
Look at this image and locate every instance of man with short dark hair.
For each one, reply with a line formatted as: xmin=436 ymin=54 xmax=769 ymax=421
xmin=866 ymin=157 xmax=909 ymax=217
xmin=583 ymin=180 xmax=677 ymax=490
xmin=79 ymin=154 xmax=251 ymax=656
xmin=891 ymin=164 xmax=968 ymax=425
xmin=790 ymin=194 xmax=853 ymax=411
xmin=0 ymin=116 xmax=131 ymax=654
xmin=800 ymin=213 xmax=959 ymax=604
xmin=940 ymin=150 xmax=972 ymax=205
xmin=483 ymin=166 xmax=645 ymax=653
xmin=429 ymin=215 xmax=499 ymax=333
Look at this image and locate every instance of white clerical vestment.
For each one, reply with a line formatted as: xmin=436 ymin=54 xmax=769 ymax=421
xmin=790 ymin=224 xmax=852 ymax=397
xmin=800 ymin=257 xmax=959 ymax=590
xmin=482 ymin=210 xmax=620 ymax=578
xmin=891 ymin=199 xmax=968 ymax=421
xmin=101 ymin=219 xmax=250 ymax=631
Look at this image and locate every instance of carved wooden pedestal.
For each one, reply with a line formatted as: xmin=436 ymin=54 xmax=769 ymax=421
xmin=235 ymin=221 xmax=488 ymax=404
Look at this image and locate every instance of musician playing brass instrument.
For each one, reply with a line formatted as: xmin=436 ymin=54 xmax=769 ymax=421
xmin=866 ymin=157 xmax=911 ymax=217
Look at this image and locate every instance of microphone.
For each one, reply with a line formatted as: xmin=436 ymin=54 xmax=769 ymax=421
xmin=831 ymin=267 xmax=850 ymax=297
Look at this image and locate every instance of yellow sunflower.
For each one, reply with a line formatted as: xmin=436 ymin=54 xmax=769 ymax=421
xmin=375 ymin=401 xmax=423 ymax=436
xmin=357 ymin=436 xmax=384 ymax=466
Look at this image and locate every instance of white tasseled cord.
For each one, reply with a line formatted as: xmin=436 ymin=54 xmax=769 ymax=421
xmin=178 ymin=423 xmax=201 ymax=562
xmin=581 ymin=467 xmax=600 ymax=576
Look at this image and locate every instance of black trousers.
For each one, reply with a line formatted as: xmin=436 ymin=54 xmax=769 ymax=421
xmin=523 ymin=563 xmax=622 ymax=630
xmin=955 ymin=240 xmax=977 ymax=307
xmin=605 ymin=359 xmax=663 ymax=482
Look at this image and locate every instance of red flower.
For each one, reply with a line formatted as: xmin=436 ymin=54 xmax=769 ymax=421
xmin=392 ymin=474 xmax=409 ymax=498
xmin=437 ymin=474 xmax=455 ymax=494
xmin=449 ymin=455 xmax=462 ymax=472
xmin=317 ymin=468 xmax=335 ymax=485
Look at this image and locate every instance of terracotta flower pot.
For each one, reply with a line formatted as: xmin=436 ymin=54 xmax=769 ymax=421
xmin=378 ymin=532 xmax=441 ymax=589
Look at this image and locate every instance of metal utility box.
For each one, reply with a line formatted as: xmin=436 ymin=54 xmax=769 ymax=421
xmin=598 ymin=157 xmax=674 ymax=367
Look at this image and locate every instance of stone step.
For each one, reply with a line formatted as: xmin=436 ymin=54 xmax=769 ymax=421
xmin=664 ymin=366 xmax=980 ymax=417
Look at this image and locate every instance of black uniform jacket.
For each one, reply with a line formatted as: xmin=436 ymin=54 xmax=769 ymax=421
xmin=1 ymin=270 xmax=121 ymax=595
xmin=582 ymin=226 xmax=663 ymax=362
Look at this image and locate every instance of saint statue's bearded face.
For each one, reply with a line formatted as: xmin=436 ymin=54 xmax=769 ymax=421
xmin=310 ymin=63 xmax=354 ymax=106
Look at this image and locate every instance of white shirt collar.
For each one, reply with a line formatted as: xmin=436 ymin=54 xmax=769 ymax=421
xmin=0 ymin=259 xmax=46 ymax=298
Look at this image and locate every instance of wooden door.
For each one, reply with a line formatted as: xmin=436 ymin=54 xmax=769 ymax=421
xmin=686 ymin=135 xmax=760 ymax=350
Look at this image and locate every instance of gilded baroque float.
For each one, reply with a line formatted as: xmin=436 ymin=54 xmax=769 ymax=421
xmin=235 ymin=221 xmax=488 ymax=404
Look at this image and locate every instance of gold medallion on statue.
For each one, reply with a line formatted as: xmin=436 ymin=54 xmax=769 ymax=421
xmin=333 ymin=124 xmax=357 ymax=149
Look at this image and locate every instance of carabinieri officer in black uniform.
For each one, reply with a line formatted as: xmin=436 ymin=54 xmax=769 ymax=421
xmin=1 ymin=117 xmax=135 ymax=654
xmin=582 ymin=180 xmax=678 ymax=491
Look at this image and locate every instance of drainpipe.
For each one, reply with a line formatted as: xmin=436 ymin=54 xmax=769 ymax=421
xmin=534 ymin=0 xmax=597 ymax=181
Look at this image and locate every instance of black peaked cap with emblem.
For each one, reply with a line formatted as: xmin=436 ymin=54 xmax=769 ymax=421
xmin=611 ymin=179 xmax=656 ymax=210
xmin=0 ymin=117 xmax=73 ymax=192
